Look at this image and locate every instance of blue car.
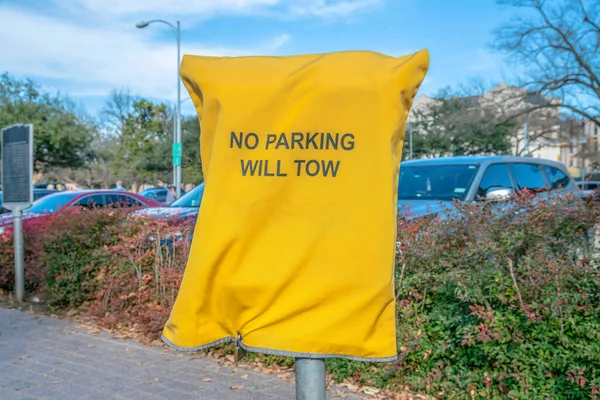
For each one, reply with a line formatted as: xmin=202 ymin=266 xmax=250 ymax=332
xmin=131 ymin=183 xmax=205 ymax=246
xmin=133 ymin=183 xmax=204 ymax=221
xmin=397 ymin=156 xmax=581 ymax=221
xmin=139 ymin=186 xmax=187 ymax=204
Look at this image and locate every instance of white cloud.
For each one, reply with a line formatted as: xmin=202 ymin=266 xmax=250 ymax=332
xmin=58 ymin=0 xmax=280 ymax=19
xmin=263 ymin=34 xmax=294 ymax=51
xmin=0 ymin=5 xmax=289 ymax=103
xmin=55 ymin=0 xmax=380 ymax=20
xmin=289 ymin=0 xmax=382 ymax=17
xmin=0 ymin=0 xmax=381 ymax=108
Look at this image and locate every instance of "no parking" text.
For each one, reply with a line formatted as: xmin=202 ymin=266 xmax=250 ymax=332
xmin=230 ymin=131 xmax=355 ymax=178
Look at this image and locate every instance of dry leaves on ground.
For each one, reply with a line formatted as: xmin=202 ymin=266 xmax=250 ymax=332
xmin=9 ymin=307 xmax=434 ymax=400
xmin=276 ymin=372 xmax=294 ymax=382
xmin=337 ymin=382 xmax=360 ymax=392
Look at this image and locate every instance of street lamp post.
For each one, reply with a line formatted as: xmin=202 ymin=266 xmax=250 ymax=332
xmin=409 ymin=123 xmax=413 ymax=160
xmin=524 ymin=108 xmax=530 ymax=156
xmin=136 ymin=19 xmax=182 ymax=198
xmin=170 ymin=98 xmax=191 ymax=185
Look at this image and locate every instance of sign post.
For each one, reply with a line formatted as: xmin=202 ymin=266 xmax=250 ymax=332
xmin=295 ymin=358 xmax=326 ymax=400
xmin=1 ymin=124 xmax=34 ymax=303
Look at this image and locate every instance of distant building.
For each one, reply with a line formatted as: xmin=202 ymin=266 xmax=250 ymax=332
xmin=558 ymin=119 xmax=600 ymax=178
xmin=409 ymin=84 xmax=599 ymax=177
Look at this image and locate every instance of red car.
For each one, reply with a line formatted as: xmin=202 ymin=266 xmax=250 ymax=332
xmin=0 ymin=190 xmax=162 ymax=233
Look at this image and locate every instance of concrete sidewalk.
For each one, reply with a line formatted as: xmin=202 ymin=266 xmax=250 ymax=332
xmin=0 ymin=308 xmax=364 ymax=400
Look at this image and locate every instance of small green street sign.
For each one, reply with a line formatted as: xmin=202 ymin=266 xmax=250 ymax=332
xmin=172 ymin=143 xmax=182 ymax=166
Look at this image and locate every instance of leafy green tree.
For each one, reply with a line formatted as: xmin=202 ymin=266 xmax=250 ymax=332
xmin=100 ymin=90 xmax=202 ymax=187
xmin=112 ymin=99 xmax=171 ymax=184
xmin=181 ymin=115 xmax=203 ymax=184
xmin=405 ymin=90 xmax=513 ymax=159
xmin=0 ymin=73 xmax=96 ymax=172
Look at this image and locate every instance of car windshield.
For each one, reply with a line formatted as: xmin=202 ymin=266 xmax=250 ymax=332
xmin=25 ymin=192 xmax=78 ymax=214
xmin=398 ymin=164 xmax=479 ymax=201
xmin=170 ymin=184 xmax=204 ymax=208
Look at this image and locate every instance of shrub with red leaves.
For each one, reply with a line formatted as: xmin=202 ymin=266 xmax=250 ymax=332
xmin=0 ymin=216 xmax=50 ymax=293
xmin=87 ymin=214 xmax=194 ymax=339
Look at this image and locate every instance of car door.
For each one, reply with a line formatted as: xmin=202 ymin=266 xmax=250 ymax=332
xmin=72 ymin=194 xmax=106 ymax=210
xmin=104 ymin=194 xmax=146 ymax=209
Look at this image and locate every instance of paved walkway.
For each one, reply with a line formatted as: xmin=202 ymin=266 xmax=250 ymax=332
xmin=0 ymin=308 xmax=363 ymax=400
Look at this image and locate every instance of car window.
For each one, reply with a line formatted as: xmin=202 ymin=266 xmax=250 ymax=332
xmin=542 ymin=165 xmax=571 ymax=190
xmin=476 ymin=163 xmax=513 ymax=200
xmin=123 ymin=195 xmax=144 ymax=207
xmin=33 ymin=190 xmax=56 ymax=201
xmin=141 ymin=189 xmax=166 ymax=202
xmin=73 ymin=194 xmax=105 ymax=209
xmin=581 ymin=182 xmax=600 ymax=190
xmin=141 ymin=189 xmax=156 ymax=196
xmin=105 ymin=194 xmax=144 ymax=208
xmin=511 ymin=163 xmax=548 ymax=192
xmin=398 ymin=164 xmax=479 ymax=201
xmin=171 ymin=184 xmax=205 ymax=207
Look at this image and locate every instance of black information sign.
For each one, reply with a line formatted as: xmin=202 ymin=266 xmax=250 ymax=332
xmin=1 ymin=124 xmax=33 ymax=210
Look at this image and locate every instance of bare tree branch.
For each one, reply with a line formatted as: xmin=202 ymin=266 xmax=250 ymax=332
xmin=497 ymin=103 xmax=600 ymax=126
xmin=100 ymin=88 xmax=134 ymax=136
xmin=535 ymin=3 xmax=600 ymax=91
xmin=578 ymin=0 xmax=600 ymax=32
xmin=493 ymin=0 xmax=600 ymax=125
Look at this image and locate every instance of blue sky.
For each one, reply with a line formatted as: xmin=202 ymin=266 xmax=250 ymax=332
xmin=0 ymin=0 xmax=517 ymax=117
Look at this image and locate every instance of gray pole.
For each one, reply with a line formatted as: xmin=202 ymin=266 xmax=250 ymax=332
xmin=13 ymin=209 xmax=24 ymax=303
xmin=136 ymin=19 xmax=182 ymax=198
xmin=173 ymin=106 xmax=177 ymax=189
xmin=409 ymin=124 xmax=413 ymax=160
xmin=524 ymin=109 xmax=530 ymax=155
xmin=295 ymin=358 xmax=326 ymax=400
xmin=175 ymin=20 xmax=182 ymax=199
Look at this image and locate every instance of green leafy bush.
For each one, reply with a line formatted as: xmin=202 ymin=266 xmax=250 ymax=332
xmin=387 ymin=194 xmax=600 ymax=398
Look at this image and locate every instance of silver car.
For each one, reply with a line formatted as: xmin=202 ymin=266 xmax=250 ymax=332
xmin=397 ymin=156 xmax=581 ymax=220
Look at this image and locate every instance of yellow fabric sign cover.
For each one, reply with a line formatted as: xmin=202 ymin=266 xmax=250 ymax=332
xmin=163 ymin=49 xmax=430 ymax=361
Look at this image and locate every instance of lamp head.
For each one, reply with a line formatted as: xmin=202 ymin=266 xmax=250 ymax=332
xmin=136 ymin=21 xmax=150 ymax=28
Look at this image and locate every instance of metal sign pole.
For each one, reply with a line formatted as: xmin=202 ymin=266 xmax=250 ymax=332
xmin=1 ymin=123 xmax=34 ymax=304
xmin=13 ymin=208 xmax=24 ymax=302
xmin=295 ymin=358 xmax=326 ymax=400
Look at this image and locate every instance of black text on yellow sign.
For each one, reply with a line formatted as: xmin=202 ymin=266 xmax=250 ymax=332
xmin=230 ymin=131 xmax=355 ymax=178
